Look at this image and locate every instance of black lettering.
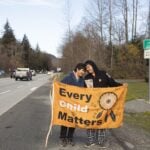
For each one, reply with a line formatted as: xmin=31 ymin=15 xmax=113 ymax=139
xmin=75 ymin=117 xmax=79 ymax=124
xmin=86 ymin=95 xmax=92 ymax=103
xmin=59 ymin=88 xmax=92 ymax=103
xmin=84 ymin=120 xmax=91 ymax=126
xmin=58 ymin=111 xmax=67 ymax=120
xmin=91 ymin=120 xmax=97 ymax=125
xmin=80 ymin=94 xmax=84 ymax=100
xmin=59 ymin=88 xmax=66 ymax=97
xmin=67 ymin=116 xmax=74 ymax=123
xmin=73 ymin=93 xmax=79 ymax=99
xmin=79 ymin=118 xmax=84 ymax=124
xmin=67 ymin=91 xmax=73 ymax=98
xmin=97 ymin=120 xmax=102 ymax=125
xmin=58 ymin=112 xmax=103 ymax=127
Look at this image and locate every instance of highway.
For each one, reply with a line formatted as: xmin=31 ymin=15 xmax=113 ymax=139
xmin=0 ymin=74 xmax=50 ymax=116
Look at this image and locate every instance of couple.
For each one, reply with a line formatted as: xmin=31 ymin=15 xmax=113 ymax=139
xmin=59 ymin=60 xmax=122 ymax=148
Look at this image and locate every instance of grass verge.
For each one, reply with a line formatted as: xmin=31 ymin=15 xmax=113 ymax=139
xmin=124 ymin=81 xmax=149 ymax=132
xmin=124 ymin=112 xmax=150 ymax=133
xmin=126 ymin=81 xmax=148 ymax=101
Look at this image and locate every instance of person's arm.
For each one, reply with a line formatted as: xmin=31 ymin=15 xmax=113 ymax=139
xmin=61 ymin=75 xmax=70 ymax=84
xmin=105 ymin=72 xmax=122 ymax=87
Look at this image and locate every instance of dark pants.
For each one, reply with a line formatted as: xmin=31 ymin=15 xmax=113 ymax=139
xmin=87 ymin=129 xmax=106 ymax=144
xmin=60 ymin=126 xmax=75 ymax=139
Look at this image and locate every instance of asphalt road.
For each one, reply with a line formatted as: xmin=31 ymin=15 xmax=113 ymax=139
xmin=0 ymin=74 xmax=50 ymax=116
xmin=0 ymin=82 xmax=51 ymax=150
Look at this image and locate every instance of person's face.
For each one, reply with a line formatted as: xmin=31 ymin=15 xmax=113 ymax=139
xmin=86 ymin=64 xmax=94 ymax=74
xmin=76 ymin=68 xmax=85 ymax=77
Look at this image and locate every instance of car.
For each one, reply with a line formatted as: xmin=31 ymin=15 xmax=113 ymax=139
xmin=15 ymin=68 xmax=32 ymax=81
xmin=0 ymin=69 xmax=5 ymax=76
xmin=47 ymin=70 xmax=54 ymax=75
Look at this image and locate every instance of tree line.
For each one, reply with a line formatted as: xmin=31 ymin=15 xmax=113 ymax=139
xmin=59 ymin=0 xmax=149 ymax=79
xmin=0 ymin=21 xmax=52 ymax=73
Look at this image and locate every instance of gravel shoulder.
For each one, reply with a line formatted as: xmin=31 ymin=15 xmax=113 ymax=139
xmin=125 ymin=99 xmax=150 ymax=113
xmin=111 ymin=99 xmax=150 ymax=150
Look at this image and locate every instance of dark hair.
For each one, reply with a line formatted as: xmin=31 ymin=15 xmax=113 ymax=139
xmin=84 ymin=60 xmax=99 ymax=74
xmin=74 ymin=63 xmax=86 ymax=72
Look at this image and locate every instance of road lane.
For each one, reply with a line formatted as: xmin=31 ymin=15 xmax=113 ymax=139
xmin=0 ymin=83 xmax=51 ymax=150
xmin=0 ymin=90 xmax=10 ymax=95
xmin=0 ymin=74 xmax=51 ymax=116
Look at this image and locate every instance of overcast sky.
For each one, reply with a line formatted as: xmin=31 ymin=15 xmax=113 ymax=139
xmin=0 ymin=0 xmax=88 ymax=57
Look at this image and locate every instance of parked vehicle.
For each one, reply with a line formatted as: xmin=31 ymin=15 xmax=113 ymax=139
xmin=15 ymin=68 xmax=32 ymax=81
xmin=0 ymin=69 xmax=5 ymax=77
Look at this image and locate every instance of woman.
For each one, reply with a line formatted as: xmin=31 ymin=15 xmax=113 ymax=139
xmin=59 ymin=63 xmax=86 ymax=147
xmin=84 ymin=60 xmax=122 ymax=147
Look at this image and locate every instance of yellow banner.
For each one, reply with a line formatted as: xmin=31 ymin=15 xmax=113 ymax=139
xmin=52 ymin=81 xmax=127 ymax=129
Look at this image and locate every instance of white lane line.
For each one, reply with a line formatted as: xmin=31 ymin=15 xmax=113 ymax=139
xmin=30 ymin=87 xmax=38 ymax=92
xmin=0 ymin=90 xmax=10 ymax=95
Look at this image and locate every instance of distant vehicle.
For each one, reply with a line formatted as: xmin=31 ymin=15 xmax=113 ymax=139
xmin=15 ymin=68 xmax=32 ymax=81
xmin=57 ymin=67 xmax=62 ymax=72
xmin=47 ymin=70 xmax=54 ymax=75
xmin=31 ymin=70 xmax=36 ymax=76
xmin=0 ymin=69 xmax=5 ymax=76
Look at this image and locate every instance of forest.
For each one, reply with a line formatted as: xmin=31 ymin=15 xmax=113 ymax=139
xmin=0 ymin=21 xmax=53 ymax=74
xmin=59 ymin=0 xmax=149 ymax=79
xmin=0 ymin=0 xmax=150 ymax=79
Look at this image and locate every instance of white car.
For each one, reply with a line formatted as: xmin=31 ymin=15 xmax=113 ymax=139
xmin=15 ymin=68 xmax=32 ymax=81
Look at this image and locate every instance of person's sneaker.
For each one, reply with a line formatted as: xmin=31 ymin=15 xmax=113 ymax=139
xmin=67 ymin=139 xmax=75 ymax=146
xmin=84 ymin=142 xmax=95 ymax=147
xmin=97 ymin=143 xmax=107 ymax=149
xmin=60 ymin=138 xmax=67 ymax=147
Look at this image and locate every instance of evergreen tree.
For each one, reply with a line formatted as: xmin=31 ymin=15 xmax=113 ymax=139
xmin=2 ymin=20 xmax=16 ymax=45
xmin=35 ymin=43 xmax=40 ymax=52
xmin=21 ymin=34 xmax=31 ymax=67
xmin=1 ymin=20 xmax=17 ymax=57
xmin=30 ymin=43 xmax=41 ymax=70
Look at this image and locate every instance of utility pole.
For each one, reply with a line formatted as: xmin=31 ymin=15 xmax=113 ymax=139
xmin=148 ymin=0 xmax=150 ymax=103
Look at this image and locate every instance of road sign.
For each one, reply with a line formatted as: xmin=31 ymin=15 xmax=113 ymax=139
xmin=143 ymin=39 xmax=150 ymax=59
xmin=143 ymin=39 xmax=150 ymax=103
xmin=143 ymin=39 xmax=150 ymax=49
xmin=144 ymin=49 xmax=150 ymax=59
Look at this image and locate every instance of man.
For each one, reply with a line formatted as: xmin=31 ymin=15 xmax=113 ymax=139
xmin=84 ymin=60 xmax=122 ymax=148
xmin=59 ymin=63 xmax=86 ymax=147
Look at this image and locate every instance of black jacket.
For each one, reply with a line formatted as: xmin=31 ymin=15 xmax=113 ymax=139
xmin=84 ymin=60 xmax=122 ymax=88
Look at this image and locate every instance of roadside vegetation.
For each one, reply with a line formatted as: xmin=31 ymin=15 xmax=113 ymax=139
xmin=125 ymin=81 xmax=149 ymax=133
xmin=59 ymin=0 xmax=149 ymax=81
xmin=126 ymin=81 xmax=148 ymax=101
xmin=124 ymin=112 xmax=150 ymax=133
xmin=0 ymin=21 xmax=54 ymax=74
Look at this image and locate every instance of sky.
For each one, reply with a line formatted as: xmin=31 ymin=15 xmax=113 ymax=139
xmin=0 ymin=0 xmax=88 ymax=57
